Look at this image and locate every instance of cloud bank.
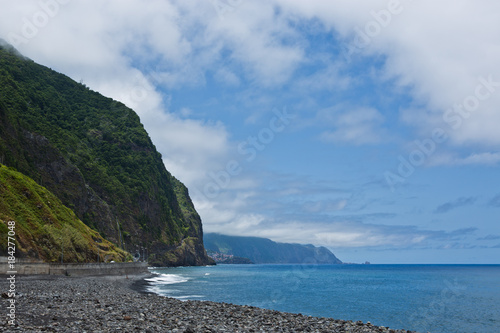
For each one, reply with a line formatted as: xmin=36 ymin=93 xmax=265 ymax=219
xmin=1 ymin=0 xmax=498 ymax=262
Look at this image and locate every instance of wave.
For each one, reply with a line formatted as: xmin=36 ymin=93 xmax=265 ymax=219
xmin=174 ymin=295 xmax=205 ymax=301
xmin=146 ymin=285 xmax=166 ymax=295
xmin=145 ymin=273 xmax=189 ymax=285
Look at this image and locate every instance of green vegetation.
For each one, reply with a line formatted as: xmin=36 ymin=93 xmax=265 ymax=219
xmin=0 ymin=47 xmax=176 ymax=224
xmin=204 ymin=233 xmax=343 ymax=264
xmin=0 ymin=164 xmax=127 ymax=262
xmin=0 ymin=42 xmax=212 ymax=266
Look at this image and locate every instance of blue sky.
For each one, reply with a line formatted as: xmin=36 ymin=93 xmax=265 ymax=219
xmin=1 ymin=0 xmax=499 ymax=263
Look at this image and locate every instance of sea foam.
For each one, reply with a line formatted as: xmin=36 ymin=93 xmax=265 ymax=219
xmin=145 ymin=273 xmax=189 ymax=285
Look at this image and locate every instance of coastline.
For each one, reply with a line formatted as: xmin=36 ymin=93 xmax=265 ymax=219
xmin=1 ymin=274 xmax=418 ymax=332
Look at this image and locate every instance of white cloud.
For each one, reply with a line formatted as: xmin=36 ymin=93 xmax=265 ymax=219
xmin=214 ymin=67 xmax=240 ymax=86
xmin=292 ymin=62 xmax=353 ymax=94
xmin=429 ymin=152 xmax=500 ymax=167
xmin=274 ymin=0 xmax=500 ymax=147
xmin=318 ymin=106 xmax=386 ymax=145
xmin=0 ymin=0 xmax=498 ymax=254
xmin=3 ymin=0 xmax=500 ymax=150
xmin=254 ymin=221 xmax=476 ymax=250
xmin=0 ymin=0 xmax=236 ymax=176
xmin=211 ymin=217 xmax=473 ymax=249
xmin=302 ymin=199 xmax=347 ymax=214
xmin=204 ymin=1 xmax=305 ymax=86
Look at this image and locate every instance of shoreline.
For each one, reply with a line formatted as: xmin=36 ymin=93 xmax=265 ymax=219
xmin=1 ymin=274 xmax=418 ymax=332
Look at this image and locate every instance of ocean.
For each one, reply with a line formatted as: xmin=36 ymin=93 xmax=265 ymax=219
xmin=147 ymin=264 xmax=500 ymax=333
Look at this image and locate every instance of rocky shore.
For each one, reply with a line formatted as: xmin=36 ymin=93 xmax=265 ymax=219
xmin=1 ymin=274 xmax=418 ymax=332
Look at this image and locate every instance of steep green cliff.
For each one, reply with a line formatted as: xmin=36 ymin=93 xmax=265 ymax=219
xmin=0 ymin=42 xmax=213 ymax=266
xmin=0 ymin=164 xmax=128 ymax=262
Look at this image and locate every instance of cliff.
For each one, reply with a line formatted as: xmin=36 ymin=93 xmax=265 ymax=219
xmin=204 ymin=233 xmax=342 ymax=264
xmin=0 ymin=42 xmax=213 ymax=266
xmin=206 ymin=250 xmax=254 ymax=264
xmin=0 ymin=164 xmax=127 ymax=262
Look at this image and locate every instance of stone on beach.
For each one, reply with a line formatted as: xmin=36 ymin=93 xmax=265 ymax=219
xmin=0 ymin=275 xmax=418 ymax=333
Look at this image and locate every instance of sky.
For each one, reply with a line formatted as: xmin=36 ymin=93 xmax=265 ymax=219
xmin=1 ymin=0 xmax=499 ymax=264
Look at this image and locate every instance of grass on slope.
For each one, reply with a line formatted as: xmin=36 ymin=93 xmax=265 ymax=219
xmin=0 ymin=164 xmax=129 ymax=262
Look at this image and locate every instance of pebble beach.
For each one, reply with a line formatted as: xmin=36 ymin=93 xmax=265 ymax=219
xmin=0 ymin=274 xmax=419 ymax=332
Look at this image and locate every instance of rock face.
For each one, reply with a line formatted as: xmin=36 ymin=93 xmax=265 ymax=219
xmin=0 ymin=164 xmax=128 ymax=262
xmin=0 ymin=42 xmax=213 ymax=266
xmin=204 ymin=233 xmax=342 ymax=264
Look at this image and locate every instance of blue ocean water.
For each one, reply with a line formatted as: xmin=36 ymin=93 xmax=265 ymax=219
xmin=147 ymin=264 xmax=500 ymax=333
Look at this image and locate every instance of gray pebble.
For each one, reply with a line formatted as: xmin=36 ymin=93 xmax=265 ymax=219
xmin=0 ymin=274 xmax=420 ymax=333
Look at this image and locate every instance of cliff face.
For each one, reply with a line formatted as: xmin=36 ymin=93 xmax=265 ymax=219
xmin=0 ymin=164 xmax=128 ymax=262
xmin=204 ymin=233 xmax=343 ymax=264
xmin=0 ymin=43 xmax=213 ymax=266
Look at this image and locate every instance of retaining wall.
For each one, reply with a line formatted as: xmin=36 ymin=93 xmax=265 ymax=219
xmin=0 ymin=257 xmax=148 ymax=276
